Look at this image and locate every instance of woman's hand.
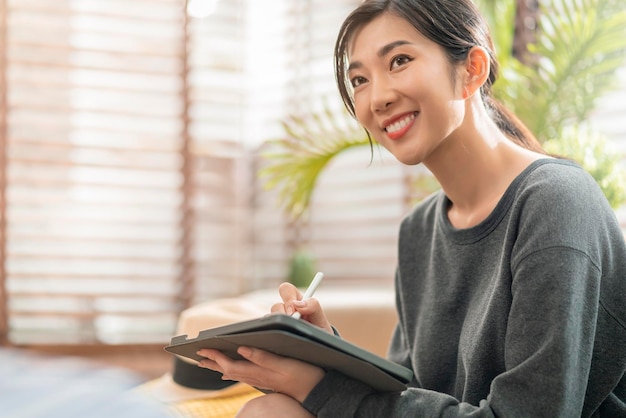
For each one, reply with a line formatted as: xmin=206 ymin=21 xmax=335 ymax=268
xmin=196 ymin=346 xmax=324 ymax=403
xmin=271 ymin=282 xmax=334 ymax=334
xmin=196 ymin=283 xmax=333 ymax=403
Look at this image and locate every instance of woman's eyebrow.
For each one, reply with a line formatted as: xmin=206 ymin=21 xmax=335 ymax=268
xmin=348 ymin=40 xmax=412 ymax=72
xmin=378 ymin=40 xmax=411 ymax=58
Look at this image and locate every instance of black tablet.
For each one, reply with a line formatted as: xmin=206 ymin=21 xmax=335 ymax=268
xmin=164 ymin=314 xmax=413 ymax=392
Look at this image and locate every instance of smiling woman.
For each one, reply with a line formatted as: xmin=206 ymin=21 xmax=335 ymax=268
xmin=199 ymin=1 xmax=626 ymax=417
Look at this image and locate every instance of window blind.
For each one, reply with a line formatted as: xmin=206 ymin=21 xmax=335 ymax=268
xmin=184 ymin=0 xmax=252 ymax=303
xmin=3 ymin=0 xmax=186 ymax=344
xmin=308 ymin=147 xmax=413 ymax=285
xmin=0 ymin=0 xmax=253 ymax=345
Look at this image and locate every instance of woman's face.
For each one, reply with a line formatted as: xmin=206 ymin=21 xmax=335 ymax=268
xmin=348 ymin=12 xmax=466 ymax=166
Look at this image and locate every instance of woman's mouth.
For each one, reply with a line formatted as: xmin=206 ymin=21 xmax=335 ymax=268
xmin=384 ymin=112 xmax=418 ymax=140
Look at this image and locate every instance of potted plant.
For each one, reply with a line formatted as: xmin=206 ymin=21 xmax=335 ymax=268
xmin=286 ymin=249 xmax=318 ymax=289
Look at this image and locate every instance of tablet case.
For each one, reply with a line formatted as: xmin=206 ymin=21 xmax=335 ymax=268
xmin=164 ymin=314 xmax=413 ymax=392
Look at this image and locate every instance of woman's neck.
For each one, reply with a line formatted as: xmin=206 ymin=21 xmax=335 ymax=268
xmin=425 ymin=104 xmax=547 ymax=229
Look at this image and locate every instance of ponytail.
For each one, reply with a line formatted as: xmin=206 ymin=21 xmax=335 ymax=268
xmin=483 ymin=95 xmax=545 ymax=153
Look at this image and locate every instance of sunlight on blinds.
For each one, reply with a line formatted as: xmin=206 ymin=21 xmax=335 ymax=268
xmin=242 ymin=0 xmax=290 ymax=146
xmin=285 ymin=0 xmax=357 ymax=115
xmin=309 ymin=147 xmax=408 ymax=283
xmin=5 ymin=0 xmax=185 ymax=344
xmin=186 ymin=0 xmax=252 ymax=302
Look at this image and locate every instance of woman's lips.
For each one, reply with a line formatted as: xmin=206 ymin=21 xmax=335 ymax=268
xmin=384 ymin=112 xmax=418 ymax=140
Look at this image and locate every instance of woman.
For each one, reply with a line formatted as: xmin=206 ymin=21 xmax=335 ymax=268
xmin=197 ymin=0 xmax=626 ymax=416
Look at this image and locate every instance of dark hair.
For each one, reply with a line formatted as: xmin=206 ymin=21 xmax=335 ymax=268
xmin=334 ymin=0 xmax=544 ymax=153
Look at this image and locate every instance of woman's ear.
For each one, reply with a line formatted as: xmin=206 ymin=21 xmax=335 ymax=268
xmin=462 ymin=46 xmax=490 ymax=98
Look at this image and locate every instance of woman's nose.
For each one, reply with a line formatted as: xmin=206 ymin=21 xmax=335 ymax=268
xmin=370 ymin=76 xmax=397 ymax=112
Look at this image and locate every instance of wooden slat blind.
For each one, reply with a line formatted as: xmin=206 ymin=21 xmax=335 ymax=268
xmin=0 ymin=0 xmax=281 ymax=346
xmin=4 ymin=0 xmax=186 ymax=344
xmin=285 ymin=0 xmax=356 ymax=116
xmin=0 ymin=0 xmax=8 ymax=347
xmin=0 ymin=0 xmax=255 ymax=345
xmin=184 ymin=0 xmax=251 ymax=303
xmin=308 ymin=146 xmax=411 ymax=285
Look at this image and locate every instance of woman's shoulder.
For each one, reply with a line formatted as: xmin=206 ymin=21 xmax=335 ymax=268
xmin=514 ymin=158 xmax=605 ymax=209
xmin=520 ymin=158 xmax=590 ymax=185
xmin=511 ymin=158 xmax=624 ymax=262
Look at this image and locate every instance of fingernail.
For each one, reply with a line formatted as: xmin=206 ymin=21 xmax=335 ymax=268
xmin=238 ymin=346 xmax=252 ymax=357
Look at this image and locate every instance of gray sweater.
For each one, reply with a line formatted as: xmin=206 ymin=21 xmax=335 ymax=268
xmin=303 ymin=159 xmax=626 ymax=417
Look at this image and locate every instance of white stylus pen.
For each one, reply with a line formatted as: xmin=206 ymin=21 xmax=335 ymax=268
xmin=291 ymin=271 xmax=324 ymax=320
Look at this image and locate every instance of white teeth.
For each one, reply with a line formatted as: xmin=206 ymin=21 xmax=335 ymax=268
xmin=385 ymin=113 xmax=416 ymax=133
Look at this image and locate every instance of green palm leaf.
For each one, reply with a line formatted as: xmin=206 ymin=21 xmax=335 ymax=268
xmin=498 ymin=0 xmax=626 ymax=140
xmin=259 ymin=105 xmax=369 ymax=218
xmin=544 ymin=126 xmax=626 ymax=207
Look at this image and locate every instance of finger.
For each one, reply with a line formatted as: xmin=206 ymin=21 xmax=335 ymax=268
xmin=197 ymin=348 xmax=228 ymax=360
xmin=196 ymin=348 xmax=240 ymax=373
xmin=196 ymin=349 xmax=264 ymax=385
xmin=236 ymin=347 xmax=326 ymax=401
xmin=202 ymin=346 xmax=324 ymax=401
xmin=197 ymin=357 xmax=222 ymax=372
xmin=278 ymin=282 xmax=302 ymax=315
xmin=233 ymin=347 xmax=293 ymax=388
xmin=237 ymin=346 xmax=280 ymax=367
xmin=199 ymin=347 xmax=279 ymax=390
xmin=278 ymin=282 xmax=302 ymax=301
xmin=270 ymin=302 xmax=287 ymax=314
xmin=291 ymin=298 xmax=333 ymax=333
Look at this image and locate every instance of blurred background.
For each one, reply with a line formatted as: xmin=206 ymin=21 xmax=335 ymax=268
xmin=0 ymin=0 xmax=624 ymax=380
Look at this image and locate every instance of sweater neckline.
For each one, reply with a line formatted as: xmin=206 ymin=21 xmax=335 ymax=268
xmin=437 ymin=158 xmax=575 ymax=244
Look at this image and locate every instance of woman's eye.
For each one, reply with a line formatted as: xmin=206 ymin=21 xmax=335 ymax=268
xmin=390 ymin=55 xmax=412 ymax=69
xmin=350 ymin=76 xmax=367 ymax=88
